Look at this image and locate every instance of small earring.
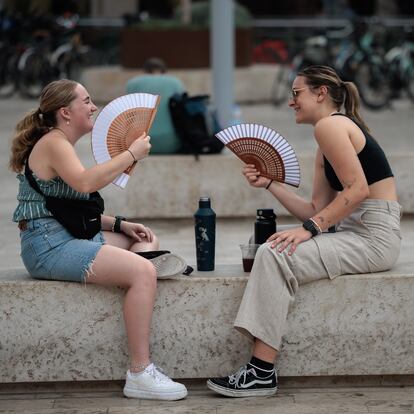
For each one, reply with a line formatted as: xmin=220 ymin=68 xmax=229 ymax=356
xmin=66 ymin=120 xmax=70 ymax=125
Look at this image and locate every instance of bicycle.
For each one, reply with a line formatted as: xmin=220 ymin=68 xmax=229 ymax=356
xmin=270 ymin=23 xmax=351 ymax=107
xmin=0 ymin=40 xmax=23 ymax=97
xmin=9 ymin=13 xmax=88 ymax=98
xmin=253 ymin=39 xmax=293 ymax=106
xmin=0 ymin=13 xmax=26 ymax=98
xmin=271 ymin=20 xmax=393 ymax=110
xmin=335 ymin=19 xmax=391 ymax=110
xmin=385 ymin=27 xmax=414 ymax=103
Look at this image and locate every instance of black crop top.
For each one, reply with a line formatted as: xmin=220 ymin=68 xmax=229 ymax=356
xmin=323 ymin=113 xmax=393 ymax=191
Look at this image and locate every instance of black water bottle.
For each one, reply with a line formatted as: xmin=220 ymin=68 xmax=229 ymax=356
xmin=194 ymin=197 xmax=216 ymax=271
xmin=254 ymin=209 xmax=277 ymax=244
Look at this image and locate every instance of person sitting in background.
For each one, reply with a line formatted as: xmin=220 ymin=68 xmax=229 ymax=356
xmin=126 ymin=57 xmax=185 ymax=154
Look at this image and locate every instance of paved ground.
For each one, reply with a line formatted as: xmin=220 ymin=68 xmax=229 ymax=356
xmin=1 ymin=380 xmax=414 ymax=413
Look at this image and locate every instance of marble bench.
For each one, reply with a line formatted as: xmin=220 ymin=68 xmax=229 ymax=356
xmin=1 ymin=261 xmax=413 ymax=383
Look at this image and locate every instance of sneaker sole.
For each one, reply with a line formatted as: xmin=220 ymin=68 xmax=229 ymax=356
xmin=123 ymin=386 xmax=188 ymax=401
xmin=206 ymin=380 xmax=277 ymax=398
xmin=150 ymin=253 xmax=187 ymax=279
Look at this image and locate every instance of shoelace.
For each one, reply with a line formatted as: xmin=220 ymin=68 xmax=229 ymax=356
xmin=228 ymin=365 xmax=256 ymax=387
xmin=146 ymin=364 xmax=172 ymax=384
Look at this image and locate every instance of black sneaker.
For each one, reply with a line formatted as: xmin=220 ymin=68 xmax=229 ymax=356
xmin=207 ymin=364 xmax=278 ymax=397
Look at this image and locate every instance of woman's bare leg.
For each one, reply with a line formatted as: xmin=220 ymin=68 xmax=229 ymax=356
xmin=86 ymin=244 xmax=157 ymax=369
xmin=252 ymin=339 xmax=278 ymax=363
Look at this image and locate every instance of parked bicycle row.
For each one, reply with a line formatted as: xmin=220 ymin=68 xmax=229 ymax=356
xmin=263 ymin=19 xmax=414 ymax=110
xmin=0 ymin=12 xmax=89 ymax=98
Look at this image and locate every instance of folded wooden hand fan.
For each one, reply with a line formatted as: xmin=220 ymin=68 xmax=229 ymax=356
xmin=215 ymin=123 xmax=300 ymax=187
xmin=91 ymin=93 xmax=160 ymax=188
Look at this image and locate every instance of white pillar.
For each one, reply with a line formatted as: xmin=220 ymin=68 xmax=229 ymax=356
xmin=211 ymin=0 xmax=234 ymax=127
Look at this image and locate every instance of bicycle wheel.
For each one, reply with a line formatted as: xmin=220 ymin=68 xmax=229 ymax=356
xmin=0 ymin=53 xmax=18 ymax=98
xmin=354 ymin=59 xmax=391 ymax=110
xmin=18 ymin=50 xmax=54 ymax=98
xmin=271 ymin=64 xmax=291 ymax=106
xmin=404 ymin=65 xmax=414 ymax=103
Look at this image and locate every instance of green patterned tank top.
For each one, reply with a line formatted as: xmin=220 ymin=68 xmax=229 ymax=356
xmin=13 ymin=173 xmax=90 ymax=222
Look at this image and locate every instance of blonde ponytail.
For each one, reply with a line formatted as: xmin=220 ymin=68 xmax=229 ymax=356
xmin=342 ymin=81 xmax=370 ymax=132
xmin=9 ymin=109 xmax=49 ymax=172
xmin=9 ymin=79 xmax=78 ymax=173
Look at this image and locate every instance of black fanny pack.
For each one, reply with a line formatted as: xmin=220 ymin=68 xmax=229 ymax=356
xmin=24 ymin=162 xmax=104 ymax=239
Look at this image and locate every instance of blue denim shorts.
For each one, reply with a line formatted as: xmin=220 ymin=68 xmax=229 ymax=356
xmin=20 ymin=217 xmax=105 ymax=283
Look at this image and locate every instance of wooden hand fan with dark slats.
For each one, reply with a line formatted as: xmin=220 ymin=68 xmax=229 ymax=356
xmin=215 ymin=123 xmax=300 ymax=187
xmin=91 ymin=93 xmax=160 ymax=188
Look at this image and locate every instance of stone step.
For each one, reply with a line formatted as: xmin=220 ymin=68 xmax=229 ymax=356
xmin=99 ymin=152 xmax=414 ymax=218
xmin=1 ymin=259 xmax=413 ymax=383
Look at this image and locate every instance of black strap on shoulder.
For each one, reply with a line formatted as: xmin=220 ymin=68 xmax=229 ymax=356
xmin=24 ymin=159 xmax=102 ymax=205
xmin=24 ymin=160 xmax=44 ymax=196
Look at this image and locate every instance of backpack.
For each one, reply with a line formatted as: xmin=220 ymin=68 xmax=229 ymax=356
xmin=169 ymin=92 xmax=224 ymax=157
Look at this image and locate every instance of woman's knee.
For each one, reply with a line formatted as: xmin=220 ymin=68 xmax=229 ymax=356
xmin=127 ymin=234 xmax=159 ymax=252
xmin=131 ymin=259 xmax=157 ymax=290
xmin=256 ymin=243 xmax=274 ymax=261
xmin=86 ymin=245 xmax=157 ymax=289
xmin=152 ymin=234 xmax=160 ymax=249
xmin=255 ymin=242 xmax=294 ymax=270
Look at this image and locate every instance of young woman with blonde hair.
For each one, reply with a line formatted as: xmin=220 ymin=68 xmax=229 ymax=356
xmin=10 ymin=79 xmax=187 ymax=401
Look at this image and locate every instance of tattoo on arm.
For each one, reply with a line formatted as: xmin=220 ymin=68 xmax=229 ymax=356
xmin=344 ymin=177 xmax=356 ymax=190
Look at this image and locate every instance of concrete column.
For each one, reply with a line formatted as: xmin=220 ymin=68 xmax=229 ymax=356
xmin=211 ymin=0 xmax=234 ymax=128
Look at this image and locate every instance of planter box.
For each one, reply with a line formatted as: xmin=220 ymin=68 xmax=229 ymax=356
xmin=121 ymin=28 xmax=252 ymax=68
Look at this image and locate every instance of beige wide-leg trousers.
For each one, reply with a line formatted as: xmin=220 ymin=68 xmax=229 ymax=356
xmin=234 ymin=199 xmax=402 ymax=351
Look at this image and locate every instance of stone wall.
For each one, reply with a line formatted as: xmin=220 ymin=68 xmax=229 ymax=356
xmin=1 ymin=263 xmax=413 ymax=382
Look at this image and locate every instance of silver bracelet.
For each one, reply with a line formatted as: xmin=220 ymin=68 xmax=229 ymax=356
xmin=309 ymin=218 xmax=323 ymax=235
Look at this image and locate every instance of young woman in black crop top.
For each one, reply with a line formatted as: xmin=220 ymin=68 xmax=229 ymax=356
xmin=207 ymin=65 xmax=401 ymax=398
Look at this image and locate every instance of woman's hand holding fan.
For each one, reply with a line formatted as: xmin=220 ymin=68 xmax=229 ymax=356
xmin=215 ymin=123 xmax=300 ymax=188
xmin=91 ymin=93 xmax=160 ymax=188
xmin=128 ymin=132 xmax=152 ymax=162
xmin=242 ymin=164 xmax=273 ymax=188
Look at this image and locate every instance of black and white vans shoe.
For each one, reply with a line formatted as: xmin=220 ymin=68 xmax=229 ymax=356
xmin=207 ymin=364 xmax=278 ymax=397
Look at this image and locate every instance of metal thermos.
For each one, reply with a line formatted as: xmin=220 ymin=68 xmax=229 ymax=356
xmin=254 ymin=209 xmax=277 ymax=244
xmin=194 ymin=197 xmax=216 ymax=271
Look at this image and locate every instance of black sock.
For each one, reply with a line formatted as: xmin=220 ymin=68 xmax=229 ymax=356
xmin=249 ymin=356 xmax=274 ymax=375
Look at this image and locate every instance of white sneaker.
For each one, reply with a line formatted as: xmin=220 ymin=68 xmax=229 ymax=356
xmin=123 ymin=363 xmax=188 ymax=400
xmin=150 ymin=253 xmax=187 ymax=279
